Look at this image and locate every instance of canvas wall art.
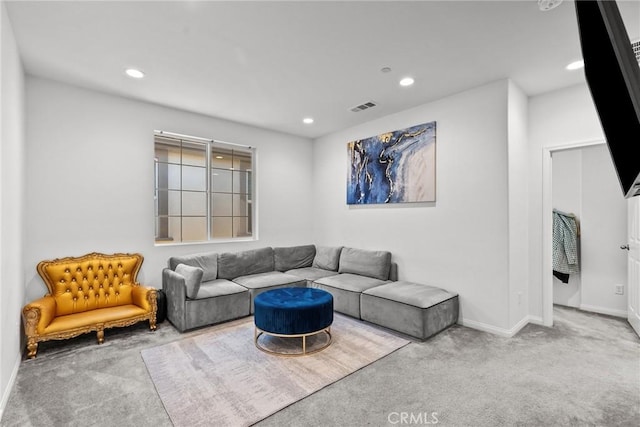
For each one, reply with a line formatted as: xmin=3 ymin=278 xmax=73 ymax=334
xmin=347 ymin=121 xmax=436 ymax=204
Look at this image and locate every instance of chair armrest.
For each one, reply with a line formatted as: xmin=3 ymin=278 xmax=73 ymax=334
xmin=22 ymin=295 xmax=56 ymax=336
xmin=132 ymin=285 xmax=157 ymax=312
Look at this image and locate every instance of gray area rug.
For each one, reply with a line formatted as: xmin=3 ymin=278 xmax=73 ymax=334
xmin=140 ymin=314 xmax=409 ymax=427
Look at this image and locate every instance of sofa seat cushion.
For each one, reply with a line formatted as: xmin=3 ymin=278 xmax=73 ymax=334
xmin=285 ymin=267 xmax=340 ymax=281
xmin=314 ymin=273 xmax=387 ymax=293
xmin=362 ymin=281 xmax=458 ymax=308
xmin=338 ymin=247 xmax=392 ymax=281
xmin=233 ymin=271 xmax=305 ymax=290
xmin=312 ymin=273 xmax=388 ymax=319
xmin=44 ymin=305 xmax=148 ymax=334
xmin=194 ymin=279 xmax=248 ymax=300
xmin=360 ymin=281 xmax=459 ymax=340
xmin=233 ymin=272 xmax=307 ymax=314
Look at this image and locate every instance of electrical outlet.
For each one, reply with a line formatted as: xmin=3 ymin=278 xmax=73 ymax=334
xmin=615 ymin=284 xmax=624 ymax=295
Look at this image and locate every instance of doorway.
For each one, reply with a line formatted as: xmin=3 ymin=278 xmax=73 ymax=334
xmin=542 ymin=139 xmax=628 ymax=326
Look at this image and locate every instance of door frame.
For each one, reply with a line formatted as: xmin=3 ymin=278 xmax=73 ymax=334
xmin=627 ymin=197 xmax=640 ymax=336
xmin=541 ymin=138 xmax=605 ymax=326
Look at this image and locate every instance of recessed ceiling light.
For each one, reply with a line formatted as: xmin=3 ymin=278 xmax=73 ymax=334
xmin=566 ymin=60 xmax=584 ymax=70
xmin=380 ymin=67 xmax=392 ymax=73
xmin=399 ymin=77 xmax=415 ymax=87
xmin=538 ymin=0 xmax=563 ymax=12
xmin=215 ymin=156 xmax=224 ymax=159
xmin=303 ymin=118 xmax=314 ymax=124
xmin=125 ymin=68 xmax=145 ymax=79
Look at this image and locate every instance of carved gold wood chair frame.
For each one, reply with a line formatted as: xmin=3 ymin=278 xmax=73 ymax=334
xmin=22 ymin=252 xmax=157 ymax=358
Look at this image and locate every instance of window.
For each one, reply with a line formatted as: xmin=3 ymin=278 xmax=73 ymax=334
xmin=154 ymin=131 xmax=254 ymax=244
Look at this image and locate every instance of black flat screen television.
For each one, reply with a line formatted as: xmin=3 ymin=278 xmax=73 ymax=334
xmin=574 ymin=0 xmax=640 ymax=198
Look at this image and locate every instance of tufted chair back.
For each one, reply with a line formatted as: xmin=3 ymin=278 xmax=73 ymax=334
xmin=37 ymin=252 xmax=144 ymax=317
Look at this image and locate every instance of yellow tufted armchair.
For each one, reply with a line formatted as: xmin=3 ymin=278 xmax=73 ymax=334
xmin=22 ymin=252 xmax=157 ymax=358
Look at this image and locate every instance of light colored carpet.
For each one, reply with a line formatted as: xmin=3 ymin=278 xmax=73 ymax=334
xmin=2 ymin=306 xmax=637 ymax=426
xmin=140 ymin=314 xmax=409 ymax=427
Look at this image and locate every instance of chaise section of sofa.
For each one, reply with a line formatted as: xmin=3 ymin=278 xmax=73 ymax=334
xmin=360 ymin=281 xmax=459 ymax=340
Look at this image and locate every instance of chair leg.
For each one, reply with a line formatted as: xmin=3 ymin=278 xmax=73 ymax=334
xmin=26 ymin=339 xmax=38 ymax=359
xmin=96 ymin=328 xmax=105 ymax=344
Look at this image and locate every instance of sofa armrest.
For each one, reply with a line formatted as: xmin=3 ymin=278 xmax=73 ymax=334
xmin=22 ymin=295 xmax=56 ymax=336
xmin=389 ymin=262 xmax=398 ymax=281
xmin=163 ymin=268 xmax=187 ymax=300
xmin=163 ymin=268 xmax=187 ymax=331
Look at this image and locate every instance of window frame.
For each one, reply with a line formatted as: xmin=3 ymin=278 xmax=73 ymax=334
xmin=153 ymin=130 xmax=256 ymax=245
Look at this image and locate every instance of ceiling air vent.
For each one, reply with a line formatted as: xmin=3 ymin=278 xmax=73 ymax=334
xmin=349 ymin=101 xmax=377 ymax=113
xmin=633 ymin=39 xmax=640 ymax=64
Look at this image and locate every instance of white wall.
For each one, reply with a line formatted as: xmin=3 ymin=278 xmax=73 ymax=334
xmin=312 ymin=79 xmax=522 ymax=333
xmin=507 ymin=81 xmax=529 ymax=329
xmin=528 ymin=83 xmax=611 ymax=321
xmin=0 ymin=1 xmax=26 ymax=418
xmin=24 ymin=77 xmax=314 ymax=303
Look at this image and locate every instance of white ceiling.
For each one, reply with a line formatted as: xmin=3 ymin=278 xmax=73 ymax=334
xmin=5 ymin=0 xmax=640 ymax=139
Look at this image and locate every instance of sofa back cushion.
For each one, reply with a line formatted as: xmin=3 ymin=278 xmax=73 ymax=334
xmin=36 ymin=252 xmax=142 ymax=316
xmin=168 ymin=252 xmax=217 ymax=282
xmin=312 ymin=246 xmax=343 ymax=271
xmin=338 ymin=247 xmax=392 ymax=281
xmin=217 ymin=247 xmax=275 ymax=279
xmin=274 ymin=245 xmax=316 ymax=272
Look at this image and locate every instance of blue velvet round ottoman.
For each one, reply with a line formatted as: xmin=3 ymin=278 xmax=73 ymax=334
xmin=254 ymin=287 xmax=333 ymax=356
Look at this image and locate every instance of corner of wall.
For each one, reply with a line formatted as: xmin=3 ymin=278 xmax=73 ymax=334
xmin=507 ymin=80 xmax=530 ymax=329
xmin=0 ymin=1 xmax=27 ymax=418
xmin=460 ymin=313 xmax=532 ymax=338
xmin=0 ymin=353 xmax=21 ymax=421
xmin=312 ymin=80 xmax=516 ymax=332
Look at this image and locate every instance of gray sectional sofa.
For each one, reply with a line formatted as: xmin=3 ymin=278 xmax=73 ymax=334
xmin=163 ymin=244 xmax=457 ymax=340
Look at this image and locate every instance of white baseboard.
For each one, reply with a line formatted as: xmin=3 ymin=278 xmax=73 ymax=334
xmin=527 ymin=315 xmax=544 ymax=325
xmin=628 ymin=304 xmax=640 ymax=334
xmin=0 ymin=352 xmax=21 ymax=421
xmin=460 ymin=306 xmax=626 ymax=337
xmin=459 ymin=315 xmax=534 ymax=338
xmin=579 ymin=304 xmax=627 ymax=318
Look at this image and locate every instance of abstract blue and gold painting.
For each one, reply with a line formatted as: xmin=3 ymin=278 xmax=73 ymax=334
xmin=347 ymin=121 xmax=436 ymax=204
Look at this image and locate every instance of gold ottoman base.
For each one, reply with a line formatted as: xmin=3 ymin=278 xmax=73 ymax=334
xmin=254 ymin=326 xmax=332 ymax=357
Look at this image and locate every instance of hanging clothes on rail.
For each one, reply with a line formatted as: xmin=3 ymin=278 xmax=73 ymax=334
xmin=552 ymin=209 xmax=580 ymax=283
